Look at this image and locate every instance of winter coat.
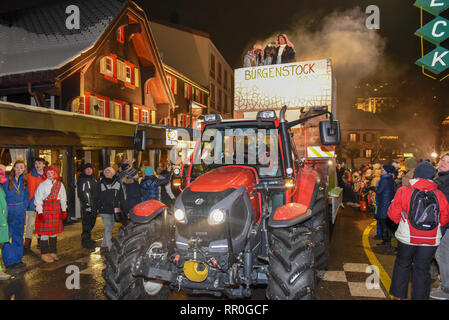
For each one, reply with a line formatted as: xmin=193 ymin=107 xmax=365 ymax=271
xmin=375 ymin=174 xmax=396 ymax=219
xmin=1 ymin=175 xmax=29 ymax=208
xmin=388 ymin=178 xmax=449 ymax=246
xmin=122 ymin=176 xmax=142 ymax=213
xmin=274 ymin=45 xmax=296 ymax=64
xmin=97 ymin=176 xmax=124 ymax=215
xmin=76 ymin=173 xmax=99 ymax=210
xmin=27 ymin=168 xmax=45 ymax=211
xmin=159 ymin=172 xmax=175 ymax=205
xmin=140 ymin=175 xmax=169 ymax=202
xmin=435 ymin=170 xmax=449 ymax=202
xmin=0 ymin=187 xmax=9 ymax=243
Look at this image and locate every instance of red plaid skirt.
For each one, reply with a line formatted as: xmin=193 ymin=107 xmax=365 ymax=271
xmin=35 ymin=181 xmax=64 ymax=236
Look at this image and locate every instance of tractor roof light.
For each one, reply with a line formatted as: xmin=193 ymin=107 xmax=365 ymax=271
xmin=256 ymin=110 xmax=277 ymax=120
xmin=204 ymin=114 xmax=222 ymax=123
xmin=285 ymin=178 xmax=295 ymax=188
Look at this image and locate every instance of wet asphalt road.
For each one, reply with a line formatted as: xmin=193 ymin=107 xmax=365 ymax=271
xmin=0 ymin=206 xmax=430 ymax=300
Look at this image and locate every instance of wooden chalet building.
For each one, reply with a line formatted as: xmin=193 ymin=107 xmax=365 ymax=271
xmin=0 ymin=0 xmax=202 ymax=220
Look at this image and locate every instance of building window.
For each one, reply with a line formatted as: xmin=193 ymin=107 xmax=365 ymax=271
xmin=117 ymin=26 xmax=125 ymax=44
xmin=166 ymin=75 xmax=177 ymax=94
xmin=210 ymin=83 xmax=215 ymax=109
xmin=184 ymin=83 xmax=193 ymax=100
xmin=210 ymin=54 xmax=215 ymax=79
xmin=224 ymin=93 xmax=228 ymax=113
xmin=365 ymin=149 xmax=373 ymax=158
xmin=142 ymin=110 xmax=149 ymax=123
xmin=125 ymin=66 xmax=132 ymax=83
xmin=112 ymin=102 xmax=122 ymax=120
xmin=218 ymin=89 xmax=222 ymax=112
xmin=224 ymin=70 xmax=228 ymax=89
xmin=91 ymin=97 xmax=105 ymax=117
xmin=364 ymin=133 xmax=374 ymax=142
xmin=105 ymin=57 xmax=113 ymax=76
xmin=133 ymin=107 xmax=140 ymax=122
xmin=217 ymin=62 xmax=222 ymax=84
xmin=349 ymin=133 xmax=358 ymax=143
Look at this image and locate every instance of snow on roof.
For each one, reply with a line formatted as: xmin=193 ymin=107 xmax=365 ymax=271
xmin=0 ymin=0 xmax=126 ymax=77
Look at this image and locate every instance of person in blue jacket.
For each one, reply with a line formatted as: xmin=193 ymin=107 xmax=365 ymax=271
xmin=140 ymin=167 xmax=169 ymax=201
xmin=1 ymin=160 xmax=29 ymax=270
xmin=375 ymin=164 xmax=396 ymax=250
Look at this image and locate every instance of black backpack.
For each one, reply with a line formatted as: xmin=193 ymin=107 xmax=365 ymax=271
xmin=407 ymin=187 xmax=440 ymax=231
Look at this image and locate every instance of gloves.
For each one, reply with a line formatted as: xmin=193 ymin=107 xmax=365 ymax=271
xmin=61 ymin=211 xmax=67 ymax=220
xmin=36 ymin=212 xmax=45 ymax=222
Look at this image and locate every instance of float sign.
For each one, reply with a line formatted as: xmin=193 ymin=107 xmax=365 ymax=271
xmin=234 ymin=59 xmax=334 ymax=111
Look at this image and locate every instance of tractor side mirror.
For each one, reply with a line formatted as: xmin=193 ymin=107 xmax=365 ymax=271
xmin=134 ymin=129 xmax=146 ymax=151
xmin=319 ymin=120 xmax=340 ymax=146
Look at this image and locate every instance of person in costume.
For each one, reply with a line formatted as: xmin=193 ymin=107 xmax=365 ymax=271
xmin=34 ymin=166 xmax=67 ymax=263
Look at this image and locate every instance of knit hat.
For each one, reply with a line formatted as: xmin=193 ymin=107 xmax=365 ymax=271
xmin=382 ymin=164 xmax=395 ymax=174
xmin=144 ymin=167 xmax=154 ymax=177
xmin=406 ymin=157 xmax=418 ymax=169
xmin=82 ymin=163 xmax=93 ymax=171
xmin=414 ymin=162 xmax=435 ymax=180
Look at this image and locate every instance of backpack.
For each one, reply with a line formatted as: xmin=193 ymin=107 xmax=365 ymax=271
xmin=407 ymin=187 xmax=440 ymax=231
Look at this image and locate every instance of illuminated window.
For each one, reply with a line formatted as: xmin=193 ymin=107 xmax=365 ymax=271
xmin=113 ymin=102 xmax=122 ymax=120
xmin=133 ymin=107 xmax=139 ymax=122
xmin=142 ymin=110 xmax=149 ymax=123
xmin=365 ymin=149 xmax=372 ymax=158
xmin=349 ymin=133 xmax=358 ymax=142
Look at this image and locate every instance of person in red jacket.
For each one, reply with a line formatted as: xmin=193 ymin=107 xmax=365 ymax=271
xmin=25 ymin=158 xmax=46 ymax=250
xmin=388 ymin=161 xmax=449 ymax=300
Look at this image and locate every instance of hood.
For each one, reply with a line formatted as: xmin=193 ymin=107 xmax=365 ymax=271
xmin=189 ymin=166 xmax=257 ymax=193
xmin=408 ymin=178 xmax=438 ymax=191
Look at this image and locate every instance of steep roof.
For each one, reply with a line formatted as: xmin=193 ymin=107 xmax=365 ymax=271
xmin=0 ymin=0 xmax=127 ymax=77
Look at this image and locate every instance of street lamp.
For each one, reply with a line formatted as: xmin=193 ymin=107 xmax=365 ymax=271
xmin=431 ymin=152 xmax=438 ymax=159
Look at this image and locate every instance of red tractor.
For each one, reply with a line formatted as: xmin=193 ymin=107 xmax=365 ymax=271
xmin=104 ymin=106 xmax=340 ymax=300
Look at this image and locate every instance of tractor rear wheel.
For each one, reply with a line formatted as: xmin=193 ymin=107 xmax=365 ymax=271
xmin=267 ymin=225 xmax=315 ymax=300
xmin=103 ymin=219 xmax=171 ymax=300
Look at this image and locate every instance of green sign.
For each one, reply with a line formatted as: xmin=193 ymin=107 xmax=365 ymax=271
xmin=415 ymin=0 xmax=449 ymax=76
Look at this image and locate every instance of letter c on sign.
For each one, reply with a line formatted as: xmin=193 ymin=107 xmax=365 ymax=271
xmin=432 ymin=20 xmax=447 ymax=38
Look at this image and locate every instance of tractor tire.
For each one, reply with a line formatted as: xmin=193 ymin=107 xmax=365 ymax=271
xmin=266 ymin=225 xmax=316 ymax=300
xmin=103 ymin=219 xmax=171 ymax=300
xmin=304 ymin=190 xmax=330 ymax=271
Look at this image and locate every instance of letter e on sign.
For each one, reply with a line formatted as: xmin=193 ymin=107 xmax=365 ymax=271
xmin=366 ymin=5 xmax=380 ymax=30
xmin=66 ymin=5 xmax=80 ymax=30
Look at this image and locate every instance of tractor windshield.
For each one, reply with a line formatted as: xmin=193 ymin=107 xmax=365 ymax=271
xmin=190 ymin=122 xmax=282 ymax=179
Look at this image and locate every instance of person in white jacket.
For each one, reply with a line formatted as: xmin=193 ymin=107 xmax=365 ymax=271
xmin=34 ymin=166 xmax=67 ymax=263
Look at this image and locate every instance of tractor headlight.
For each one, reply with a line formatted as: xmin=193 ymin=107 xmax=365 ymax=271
xmin=208 ymin=208 xmax=226 ymax=225
xmin=174 ymin=209 xmax=187 ymax=224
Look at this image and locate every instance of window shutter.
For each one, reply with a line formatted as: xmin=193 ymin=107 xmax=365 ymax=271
xmin=100 ymin=57 xmax=107 ymax=75
xmin=117 ymin=60 xmax=126 ymax=82
xmin=134 ymin=68 xmax=140 ymax=87
xmin=90 ymin=95 xmax=98 ymax=115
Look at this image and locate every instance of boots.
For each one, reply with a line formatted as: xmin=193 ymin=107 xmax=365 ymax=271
xmin=24 ymin=238 xmax=32 ymax=249
xmin=49 ymin=237 xmax=59 ymax=261
xmin=40 ymin=239 xmax=54 ymax=263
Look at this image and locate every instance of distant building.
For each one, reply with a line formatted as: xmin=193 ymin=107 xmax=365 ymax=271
xmin=354 ymin=97 xmax=400 ymax=114
xmin=149 ymin=20 xmax=234 ymax=117
xmin=441 ymin=115 xmax=449 ymax=155
xmin=339 ymin=110 xmax=402 ymax=168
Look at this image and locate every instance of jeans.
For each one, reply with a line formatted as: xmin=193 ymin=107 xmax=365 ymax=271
xmin=390 ymin=241 xmax=437 ymax=300
xmin=24 ymin=210 xmax=36 ymax=239
xmin=436 ymin=230 xmax=449 ymax=293
xmin=100 ymin=214 xmax=115 ymax=249
xmin=379 ymin=218 xmax=392 ymax=244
